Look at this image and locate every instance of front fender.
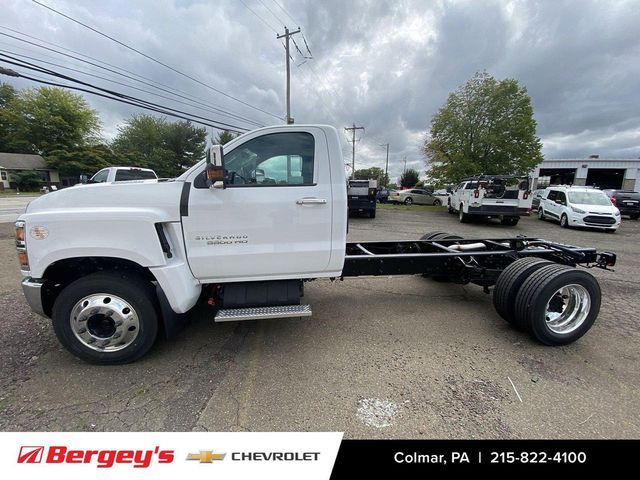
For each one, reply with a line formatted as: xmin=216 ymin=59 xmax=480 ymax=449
xmin=22 ymin=208 xmax=172 ymax=278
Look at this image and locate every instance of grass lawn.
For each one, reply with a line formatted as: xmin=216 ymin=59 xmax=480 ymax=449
xmin=377 ymin=203 xmax=447 ymax=212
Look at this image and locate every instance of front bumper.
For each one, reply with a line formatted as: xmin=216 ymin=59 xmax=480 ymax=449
xmin=569 ymin=213 xmax=620 ymax=229
xmin=21 ymin=278 xmax=47 ymax=317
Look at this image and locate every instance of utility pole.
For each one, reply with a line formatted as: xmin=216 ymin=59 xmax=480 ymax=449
xmin=380 ymin=143 xmax=389 ymax=185
xmin=403 ymin=156 xmax=407 ymax=172
xmin=277 ymin=27 xmax=301 ymax=124
xmin=345 ymin=123 xmax=365 ymax=179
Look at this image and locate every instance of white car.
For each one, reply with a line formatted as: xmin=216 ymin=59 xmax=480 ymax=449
xmin=537 ymin=186 xmax=621 ymax=232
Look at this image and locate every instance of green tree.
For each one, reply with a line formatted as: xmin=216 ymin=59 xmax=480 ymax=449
xmin=112 ymin=115 xmax=206 ymax=177
xmin=12 ymin=170 xmax=42 ymax=191
xmin=400 ymin=168 xmax=420 ymax=188
xmin=353 ymin=167 xmax=389 ymax=187
xmin=46 ymin=144 xmax=118 ymax=177
xmin=214 ymin=130 xmax=237 ymax=145
xmin=424 ymin=72 xmax=542 ymax=184
xmin=0 ymin=83 xmax=20 ymax=152
xmin=4 ymin=86 xmax=101 ymax=154
xmin=164 ymin=120 xmax=207 ymax=171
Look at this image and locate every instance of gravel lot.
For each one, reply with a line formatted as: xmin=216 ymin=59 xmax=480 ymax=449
xmin=0 ymin=207 xmax=638 ymax=437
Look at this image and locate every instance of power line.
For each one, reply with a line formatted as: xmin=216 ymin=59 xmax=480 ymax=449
xmin=0 ymin=48 xmax=263 ymax=130
xmin=238 ymin=0 xmax=279 ymax=34
xmin=270 ymin=0 xmax=299 ymax=27
xmin=30 ymin=0 xmax=282 ymax=120
xmin=0 ymin=58 xmax=249 ymax=133
xmin=257 ymin=0 xmax=285 ymax=27
xmin=0 ymin=29 xmax=265 ymax=127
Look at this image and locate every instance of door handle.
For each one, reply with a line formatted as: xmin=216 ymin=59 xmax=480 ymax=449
xmin=296 ymin=198 xmax=327 ymax=205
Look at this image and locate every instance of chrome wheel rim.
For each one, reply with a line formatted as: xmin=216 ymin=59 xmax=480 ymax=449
xmin=70 ymin=294 xmax=140 ymax=352
xmin=545 ymin=284 xmax=591 ymax=334
xmin=538 ymin=209 xmax=544 ymax=219
xmin=561 ymin=215 xmax=567 ymax=226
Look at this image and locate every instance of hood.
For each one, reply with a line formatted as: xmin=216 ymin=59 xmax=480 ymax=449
xmin=577 ymin=204 xmax=618 ymax=214
xmin=26 ymin=180 xmax=186 ymax=219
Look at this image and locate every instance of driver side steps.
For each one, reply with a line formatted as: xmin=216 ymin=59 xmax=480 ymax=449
xmin=210 ymin=279 xmax=312 ymax=322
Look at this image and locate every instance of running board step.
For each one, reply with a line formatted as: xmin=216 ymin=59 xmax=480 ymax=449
xmin=214 ymin=304 xmax=312 ymax=322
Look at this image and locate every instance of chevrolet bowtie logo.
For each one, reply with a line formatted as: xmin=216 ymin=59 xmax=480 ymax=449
xmin=186 ymin=451 xmax=226 ymax=463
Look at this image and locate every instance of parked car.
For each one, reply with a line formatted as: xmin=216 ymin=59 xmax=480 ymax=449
xmin=376 ymin=188 xmax=390 ymax=203
xmin=389 ymin=188 xmax=443 ymax=206
xmin=603 ymin=189 xmax=640 ymax=220
xmin=538 ymin=186 xmax=621 ymax=232
xmin=531 ymin=189 xmax=545 ymax=211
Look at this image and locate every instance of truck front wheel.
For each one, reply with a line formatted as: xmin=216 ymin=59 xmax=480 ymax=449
xmin=51 ymin=271 xmax=159 ymax=364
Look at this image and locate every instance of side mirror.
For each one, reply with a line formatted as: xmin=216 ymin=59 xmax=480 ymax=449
xmin=206 ymin=144 xmax=225 ymax=189
xmin=79 ymin=174 xmax=88 ymax=184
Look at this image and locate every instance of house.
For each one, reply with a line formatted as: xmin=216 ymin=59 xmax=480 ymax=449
xmin=0 ymin=152 xmax=60 ymax=190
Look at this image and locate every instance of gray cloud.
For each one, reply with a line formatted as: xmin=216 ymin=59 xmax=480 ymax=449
xmin=2 ymin=0 xmax=639 ymax=182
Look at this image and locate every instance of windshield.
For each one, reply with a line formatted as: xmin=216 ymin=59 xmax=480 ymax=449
xmin=568 ymin=191 xmax=611 ymax=206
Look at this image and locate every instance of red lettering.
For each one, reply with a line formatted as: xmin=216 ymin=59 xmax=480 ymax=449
xmin=46 ymin=446 xmax=66 ymax=463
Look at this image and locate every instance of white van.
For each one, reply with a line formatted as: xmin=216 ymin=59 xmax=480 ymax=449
xmin=538 ymin=186 xmax=621 ymax=232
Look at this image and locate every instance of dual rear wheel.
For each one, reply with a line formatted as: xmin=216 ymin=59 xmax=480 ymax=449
xmin=493 ymin=258 xmax=601 ymax=345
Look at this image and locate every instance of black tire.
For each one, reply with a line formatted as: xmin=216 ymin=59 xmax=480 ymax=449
xmin=433 ymin=199 xmax=442 ymax=206
xmin=52 ymin=271 xmax=159 ymax=364
xmin=514 ymin=265 xmax=601 ymax=345
xmin=500 ymin=216 xmax=520 ymax=226
xmin=448 ymin=206 xmax=455 ymax=214
xmin=459 ymin=205 xmax=470 ymax=223
xmin=369 ymin=209 xmax=376 ymax=218
xmin=538 ymin=208 xmax=545 ymax=220
xmin=404 ymin=197 xmax=413 ymax=205
xmin=493 ymin=257 xmax=555 ymax=329
xmin=420 ymin=231 xmax=449 ymax=240
xmin=560 ymin=213 xmax=569 ymax=228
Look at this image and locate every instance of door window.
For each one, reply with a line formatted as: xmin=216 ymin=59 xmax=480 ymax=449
xmin=196 ymin=132 xmax=314 ymax=188
xmin=546 ymin=190 xmax=558 ymax=201
xmin=91 ymin=169 xmax=109 ymax=183
xmin=556 ymin=191 xmax=567 ymax=205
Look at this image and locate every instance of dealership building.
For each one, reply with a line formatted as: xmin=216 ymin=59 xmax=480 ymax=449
xmin=532 ymin=155 xmax=640 ymax=191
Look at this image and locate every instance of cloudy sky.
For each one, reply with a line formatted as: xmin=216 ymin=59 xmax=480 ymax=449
xmin=2 ymin=0 xmax=639 ymax=181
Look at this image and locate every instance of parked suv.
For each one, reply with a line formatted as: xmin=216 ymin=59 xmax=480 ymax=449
xmin=603 ymin=190 xmax=640 ymax=220
xmin=538 ymin=186 xmax=621 ymax=232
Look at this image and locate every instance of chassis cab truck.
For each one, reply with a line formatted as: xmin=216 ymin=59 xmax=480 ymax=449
xmin=15 ymin=125 xmax=616 ymax=364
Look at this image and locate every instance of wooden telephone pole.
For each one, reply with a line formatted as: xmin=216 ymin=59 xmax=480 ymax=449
xmin=345 ymin=124 xmax=365 ymax=179
xmin=277 ymin=27 xmax=301 ymax=124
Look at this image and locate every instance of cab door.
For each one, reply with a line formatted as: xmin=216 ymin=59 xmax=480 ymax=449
xmin=181 ymin=128 xmax=333 ymax=282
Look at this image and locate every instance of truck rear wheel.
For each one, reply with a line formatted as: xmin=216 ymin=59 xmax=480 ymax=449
xmin=458 ymin=206 xmax=470 ymax=223
xmin=514 ymin=265 xmax=601 ymax=345
xmin=500 ymin=216 xmax=520 ymax=226
xmin=51 ymin=271 xmax=159 ymax=364
xmin=493 ymin=257 xmax=556 ymax=329
xmin=369 ymin=209 xmax=376 ymax=218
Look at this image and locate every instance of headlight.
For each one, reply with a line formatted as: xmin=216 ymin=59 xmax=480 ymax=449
xmin=571 ymin=206 xmax=586 ymax=214
xmin=614 ymin=210 xmax=620 ymax=216
xmin=15 ymin=220 xmax=29 ymax=270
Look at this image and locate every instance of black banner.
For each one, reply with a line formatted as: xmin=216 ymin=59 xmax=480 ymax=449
xmin=330 ymin=440 xmax=638 ymax=477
